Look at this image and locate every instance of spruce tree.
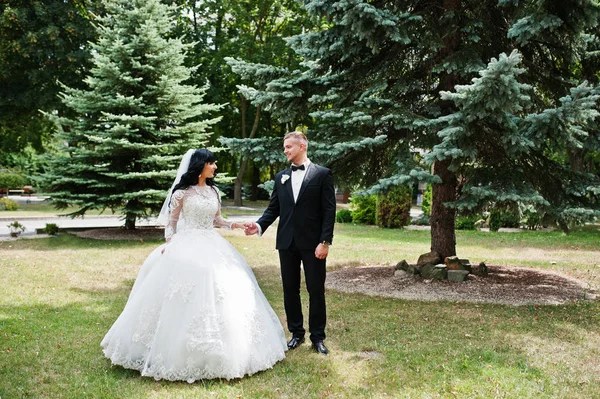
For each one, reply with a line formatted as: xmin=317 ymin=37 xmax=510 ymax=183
xmin=40 ymin=0 xmax=222 ymax=229
xmin=428 ymin=50 xmax=600 ymax=232
xmin=224 ymin=0 xmax=600 ymax=257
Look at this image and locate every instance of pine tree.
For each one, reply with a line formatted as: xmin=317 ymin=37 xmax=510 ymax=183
xmin=223 ymin=0 xmax=600 ymax=257
xmin=428 ymin=50 xmax=600 ymax=232
xmin=40 ymin=0 xmax=222 ymax=229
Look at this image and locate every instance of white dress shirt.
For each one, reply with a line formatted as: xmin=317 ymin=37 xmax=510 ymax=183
xmin=291 ymin=160 xmax=310 ymax=202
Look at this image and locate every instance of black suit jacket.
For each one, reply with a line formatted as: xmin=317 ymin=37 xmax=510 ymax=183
xmin=257 ymin=163 xmax=336 ymax=250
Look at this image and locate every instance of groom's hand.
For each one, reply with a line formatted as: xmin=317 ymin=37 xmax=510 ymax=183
xmin=244 ymin=222 xmax=258 ymax=236
xmin=315 ymin=243 xmax=329 ymax=259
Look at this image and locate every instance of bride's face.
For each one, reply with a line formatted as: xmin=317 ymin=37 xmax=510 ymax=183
xmin=200 ymin=161 xmax=217 ymax=180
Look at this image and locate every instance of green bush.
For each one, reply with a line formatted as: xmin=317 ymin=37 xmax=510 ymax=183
xmin=0 ymin=197 xmax=19 ymax=211
xmin=455 ymin=215 xmax=480 ymax=230
xmin=0 ymin=171 xmax=27 ymax=191
xmin=350 ymin=194 xmax=377 ymax=225
xmin=7 ymin=220 xmax=26 ymax=236
xmin=335 ymin=209 xmax=352 ymax=223
xmin=421 ymin=184 xmax=432 ymax=215
xmin=489 ymin=209 xmax=521 ymax=232
xmin=489 ymin=211 xmax=501 ymax=232
xmin=376 ymin=185 xmax=412 ymax=228
xmin=521 ymin=206 xmax=544 ymax=230
xmin=43 ymin=223 xmax=60 ymax=235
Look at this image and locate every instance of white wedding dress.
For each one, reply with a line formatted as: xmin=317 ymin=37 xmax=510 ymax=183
xmin=101 ymin=185 xmax=287 ymax=382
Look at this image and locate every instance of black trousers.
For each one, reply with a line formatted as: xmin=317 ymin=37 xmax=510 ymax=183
xmin=278 ymin=241 xmax=327 ymax=342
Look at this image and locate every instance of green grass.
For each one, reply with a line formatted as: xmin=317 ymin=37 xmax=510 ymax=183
xmin=1 ymin=225 xmax=599 ymax=398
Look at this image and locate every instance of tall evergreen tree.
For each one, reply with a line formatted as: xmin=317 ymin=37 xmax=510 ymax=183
xmin=223 ymin=0 xmax=600 ymax=258
xmin=428 ymin=50 xmax=600 ymax=233
xmin=40 ymin=0 xmax=222 ymax=229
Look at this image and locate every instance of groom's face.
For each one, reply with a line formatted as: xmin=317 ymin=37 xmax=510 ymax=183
xmin=283 ymin=138 xmax=305 ymax=165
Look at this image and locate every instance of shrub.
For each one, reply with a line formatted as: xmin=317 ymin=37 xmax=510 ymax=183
xmin=43 ymin=223 xmax=60 ymax=235
xmin=7 ymin=220 xmax=26 ymax=236
xmin=350 ymin=194 xmax=377 ymax=225
xmin=0 ymin=171 xmax=27 ymax=191
xmin=335 ymin=209 xmax=352 ymax=223
xmin=488 ymin=211 xmax=502 ymax=232
xmin=520 ymin=205 xmax=544 ymax=230
xmin=489 ymin=209 xmax=521 ymax=232
xmin=0 ymin=197 xmax=19 ymax=211
xmin=455 ymin=215 xmax=480 ymax=230
xmin=376 ymin=185 xmax=412 ymax=228
xmin=421 ymin=184 xmax=432 ymax=215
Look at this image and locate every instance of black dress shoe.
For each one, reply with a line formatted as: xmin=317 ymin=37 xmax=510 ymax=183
xmin=312 ymin=340 xmax=329 ymax=355
xmin=287 ymin=336 xmax=305 ymax=350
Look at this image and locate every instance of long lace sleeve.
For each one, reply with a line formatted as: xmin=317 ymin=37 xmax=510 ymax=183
xmin=213 ymin=189 xmax=233 ymax=229
xmin=165 ymin=190 xmax=185 ymax=241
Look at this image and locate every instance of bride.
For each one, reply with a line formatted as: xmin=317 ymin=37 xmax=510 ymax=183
xmin=101 ymin=149 xmax=287 ymax=382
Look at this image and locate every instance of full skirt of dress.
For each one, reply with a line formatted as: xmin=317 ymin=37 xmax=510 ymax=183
xmin=101 ymin=229 xmax=287 ymax=382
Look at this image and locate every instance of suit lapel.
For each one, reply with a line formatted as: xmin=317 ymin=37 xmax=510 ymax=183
xmin=296 ymin=163 xmax=316 ymax=202
xmin=283 ymin=168 xmax=294 ymax=202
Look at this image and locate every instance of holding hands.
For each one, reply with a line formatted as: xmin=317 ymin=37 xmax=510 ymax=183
xmin=244 ymin=222 xmax=258 ymax=236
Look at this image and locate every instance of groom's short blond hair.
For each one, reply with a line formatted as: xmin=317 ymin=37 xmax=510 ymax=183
xmin=284 ymin=131 xmax=308 ymax=148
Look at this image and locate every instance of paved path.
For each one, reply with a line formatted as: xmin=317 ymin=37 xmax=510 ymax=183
xmin=1 ymin=195 xmax=426 ymax=238
xmin=0 ymin=214 xmax=260 ymax=238
xmin=0 ymin=195 xmax=262 ymax=237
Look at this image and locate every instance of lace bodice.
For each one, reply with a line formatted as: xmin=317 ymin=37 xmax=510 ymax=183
xmin=165 ymin=185 xmax=231 ymax=240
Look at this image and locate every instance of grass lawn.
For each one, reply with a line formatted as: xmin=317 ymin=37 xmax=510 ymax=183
xmin=1 ymin=224 xmax=599 ymax=398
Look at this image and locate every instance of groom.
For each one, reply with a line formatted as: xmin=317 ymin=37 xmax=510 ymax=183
xmin=245 ymin=131 xmax=336 ymax=355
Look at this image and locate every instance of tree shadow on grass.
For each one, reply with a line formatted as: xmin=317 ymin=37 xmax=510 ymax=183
xmin=2 ymin=282 xmax=599 ymax=398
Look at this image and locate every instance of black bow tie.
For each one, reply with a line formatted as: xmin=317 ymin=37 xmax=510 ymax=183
xmin=291 ymin=164 xmax=305 ymax=172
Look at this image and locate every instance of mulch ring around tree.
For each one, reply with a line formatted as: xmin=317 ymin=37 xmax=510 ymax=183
xmin=71 ymin=227 xmax=165 ymax=241
xmin=326 ymin=265 xmax=595 ymax=306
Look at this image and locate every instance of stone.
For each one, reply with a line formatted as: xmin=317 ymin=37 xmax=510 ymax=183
xmin=417 ymin=251 xmax=442 ymax=266
xmin=419 ymin=263 xmax=436 ymax=279
xmin=448 ymin=270 xmax=470 ymax=282
xmin=394 ymin=269 xmax=411 ymax=278
xmin=444 ymin=256 xmax=465 ymax=271
xmin=459 ymin=259 xmax=473 ymax=273
xmin=407 ymin=265 xmax=420 ymax=275
xmin=431 ymin=264 xmax=448 ymax=281
xmin=395 ymin=259 xmax=410 ymax=271
xmin=473 ymin=262 xmax=488 ymax=276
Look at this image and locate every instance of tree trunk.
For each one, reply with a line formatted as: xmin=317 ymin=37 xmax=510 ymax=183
xmin=429 ymin=0 xmax=460 ymax=259
xmin=234 ymin=100 xmax=262 ymax=206
xmin=250 ymin=165 xmax=260 ymax=201
xmin=125 ymin=213 xmax=136 ymax=230
xmin=234 ymin=97 xmax=248 ymax=206
xmin=568 ymin=148 xmax=586 ymax=172
xmin=234 ymin=158 xmax=249 ymax=206
xmin=430 ymin=159 xmax=456 ymax=259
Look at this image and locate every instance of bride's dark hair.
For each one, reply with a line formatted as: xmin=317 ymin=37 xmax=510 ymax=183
xmin=171 ymin=149 xmax=218 ymax=198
